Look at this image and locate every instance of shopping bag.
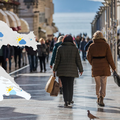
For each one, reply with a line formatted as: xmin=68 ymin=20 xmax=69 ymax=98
xmin=50 ymin=81 xmax=60 ymax=96
xmin=45 ymin=74 xmax=55 ymax=93
xmin=113 ymin=71 xmax=120 ymax=87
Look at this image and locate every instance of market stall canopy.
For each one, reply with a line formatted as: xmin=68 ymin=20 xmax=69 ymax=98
xmin=18 ymin=19 xmax=30 ymax=33
xmin=51 ymin=26 xmax=56 ymax=33
xmin=4 ymin=11 xmax=18 ymax=31
xmin=53 ymin=25 xmax=58 ymax=32
xmin=45 ymin=26 xmax=53 ymax=35
xmin=9 ymin=11 xmax=21 ymax=30
xmin=0 ymin=9 xmax=10 ymax=26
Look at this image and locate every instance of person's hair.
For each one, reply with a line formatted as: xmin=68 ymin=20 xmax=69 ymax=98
xmin=82 ymin=37 xmax=85 ymax=41
xmin=39 ymin=38 xmax=45 ymax=43
xmin=63 ymin=35 xmax=73 ymax=43
xmin=57 ymin=36 xmax=64 ymax=43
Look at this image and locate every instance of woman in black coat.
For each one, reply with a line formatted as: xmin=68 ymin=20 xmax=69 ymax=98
xmin=53 ymin=35 xmax=83 ymax=107
xmin=37 ymin=38 xmax=47 ymax=72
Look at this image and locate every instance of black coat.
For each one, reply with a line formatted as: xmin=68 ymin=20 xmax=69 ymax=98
xmin=37 ymin=44 xmax=47 ymax=57
xmin=80 ymin=40 xmax=87 ymax=51
xmin=84 ymin=40 xmax=93 ymax=51
xmin=53 ymin=42 xmax=83 ymax=77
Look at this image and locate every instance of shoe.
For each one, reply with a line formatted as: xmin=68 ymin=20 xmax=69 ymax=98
xmin=68 ymin=101 xmax=74 ymax=105
xmin=60 ymin=87 xmax=63 ymax=94
xmin=97 ymin=97 xmax=100 ymax=104
xmin=40 ymin=70 xmax=42 ymax=73
xmin=98 ymin=96 xmax=105 ymax=107
xmin=64 ymin=102 xmax=68 ymax=107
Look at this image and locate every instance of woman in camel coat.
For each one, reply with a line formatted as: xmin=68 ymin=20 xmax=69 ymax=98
xmin=87 ymin=31 xmax=116 ymax=107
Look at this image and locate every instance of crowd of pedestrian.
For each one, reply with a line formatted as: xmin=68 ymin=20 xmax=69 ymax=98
xmin=0 ymin=36 xmax=59 ymax=73
xmin=0 ymin=31 xmax=116 ymax=108
xmin=51 ymin=31 xmax=115 ymax=108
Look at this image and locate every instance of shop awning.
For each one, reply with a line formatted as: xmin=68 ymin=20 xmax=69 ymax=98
xmin=4 ymin=11 xmax=18 ymax=31
xmin=45 ymin=26 xmax=53 ymax=35
xmin=53 ymin=26 xmax=58 ymax=32
xmin=18 ymin=19 xmax=30 ymax=33
xmin=9 ymin=11 xmax=21 ymax=30
xmin=51 ymin=26 xmax=57 ymax=33
xmin=0 ymin=9 xmax=10 ymax=26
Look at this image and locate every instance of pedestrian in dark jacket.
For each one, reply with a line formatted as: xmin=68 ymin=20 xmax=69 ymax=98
xmin=37 ymin=38 xmax=47 ymax=73
xmin=50 ymin=36 xmax=64 ymax=94
xmin=50 ymin=36 xmax=64 ymax=67
xmin=25 ymin=46 xmax=37 ymax=72
xmin=84 ymin=39 xmax=93 ymax=52
xmin=80 ymin=38 xmax=87 ymax=61
xmin=14 ymin=46 xmax=22 ymax=68
xmin=53 ymin=35 xmax=83 ymax=107
xmin=87 ymin=31 xmax=116 ymax=107
xmin=6 ymin=45 xmax=14 ymax=72
xmin=0 ymin=45 xmax=9 ymax=70
xmin=45 ymin=39 xmax=50 ymax=63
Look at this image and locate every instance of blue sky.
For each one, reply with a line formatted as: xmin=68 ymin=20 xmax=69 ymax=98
xmin=53 ymin=0 xmax=103 ymax=13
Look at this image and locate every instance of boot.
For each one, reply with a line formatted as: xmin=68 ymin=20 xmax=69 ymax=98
xmin=99 ymin=96 xmax=105 ymax=107
xmin=60 ymin=87 xmax=63 ymax=94
xmin=64 ymin=101 xmax=68 ymax=107
xmin=97 ymin=97 xmax=99 ymax=104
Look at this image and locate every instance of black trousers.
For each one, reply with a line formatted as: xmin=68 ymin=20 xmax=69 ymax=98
xmin=0 ymin=56 xmax=6 ymax=70
xmin=60 ymin=76 xmax=74 ymax=103
xmin=38 ymin=56 xmax=46 ymax=71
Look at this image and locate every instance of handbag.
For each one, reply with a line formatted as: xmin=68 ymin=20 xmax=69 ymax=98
xmin=50 ymin=81 xmax=60 ymax=96
xmin=45 ymin=74 xmax=55 ymax=93
xmin=113 ymin=71 xmax=120 ymax=87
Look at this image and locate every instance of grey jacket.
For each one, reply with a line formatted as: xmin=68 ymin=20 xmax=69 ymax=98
xmin=53 ymin=42 xmax=83 ymax=77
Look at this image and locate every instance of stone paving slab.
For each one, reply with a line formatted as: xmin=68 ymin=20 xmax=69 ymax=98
xmin=0 ymin=60 xmax=120 ymax=120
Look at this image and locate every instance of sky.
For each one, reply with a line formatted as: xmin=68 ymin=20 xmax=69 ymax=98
xmin=53 ymin=0 xmax=103 ymax=13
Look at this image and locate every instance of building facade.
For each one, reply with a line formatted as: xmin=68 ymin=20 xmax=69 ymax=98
xmin=19 ymin=0 xmax=57 ymax=40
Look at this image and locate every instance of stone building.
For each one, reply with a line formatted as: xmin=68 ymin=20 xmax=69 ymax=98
xmin=19 ymin=0 xmax=57 ymax=40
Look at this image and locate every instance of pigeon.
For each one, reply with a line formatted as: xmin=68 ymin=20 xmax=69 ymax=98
xmin=87 ymin=110 xmax=99 ymax=120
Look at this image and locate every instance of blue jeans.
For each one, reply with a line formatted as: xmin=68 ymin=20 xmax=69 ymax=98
xmin=34 ymin=55 xmax=38 ymax=70
xmin=6 ymin=58 xmax=11 ymax=70
xmin=28 ymin=55 xmax=34 ymax=71
xmin=82 ymin=51 xmax=86 ymax=60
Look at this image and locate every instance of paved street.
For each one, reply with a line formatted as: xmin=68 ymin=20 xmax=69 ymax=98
xmin=1 ymin=57 xmax=120 ymax=120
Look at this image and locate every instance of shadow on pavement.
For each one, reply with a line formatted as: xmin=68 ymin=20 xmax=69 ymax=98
xmin=0 ymin=107 xmax=38 ymax=120
xmin=74 ymin=95 xmax=113 ymax=101
xmin=97 ymin=108 xmax=120 ymax=114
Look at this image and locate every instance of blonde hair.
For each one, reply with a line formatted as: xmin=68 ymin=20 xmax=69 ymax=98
xmin=57 ymin=36 xmax=64 ymax=43
xmin=39 ymin=38 xmax=45 ymax=43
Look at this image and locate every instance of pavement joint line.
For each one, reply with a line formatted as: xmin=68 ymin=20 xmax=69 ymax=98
xmin=9 ymin=65 xmax=29 ymax=75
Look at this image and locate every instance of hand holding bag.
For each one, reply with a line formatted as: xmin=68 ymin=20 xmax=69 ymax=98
xmin=45 ymin=73 xmax=55 ymax=93
xmin=113 ymin=71 xmax=120 ymax=87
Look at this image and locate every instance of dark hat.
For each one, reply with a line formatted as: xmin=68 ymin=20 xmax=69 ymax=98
xmin=64 ymin=35 xmax=73 ymax=43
